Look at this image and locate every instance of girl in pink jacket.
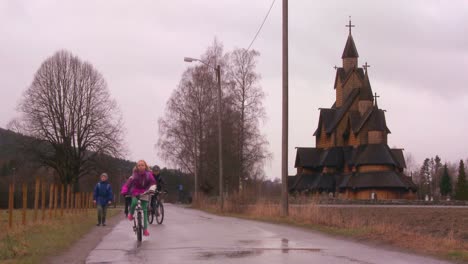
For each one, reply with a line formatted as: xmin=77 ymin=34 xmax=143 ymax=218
xmin=121 ymin=160 xmax=156 ymax=236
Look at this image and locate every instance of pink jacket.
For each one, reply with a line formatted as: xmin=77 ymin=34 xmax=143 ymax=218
xmin=121 ymin=171 xmax=156 ymax=196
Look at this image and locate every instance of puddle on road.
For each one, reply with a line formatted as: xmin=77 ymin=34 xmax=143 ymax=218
xmin=199 ymin=249 xmax=263 ymax=259
xmin=237 ymin=239 xmax=262 ymax=245
xmin=198 ymin=238 xmax=321 ymax=260
xmin=197 ymin=248 xmax=321 ymax=260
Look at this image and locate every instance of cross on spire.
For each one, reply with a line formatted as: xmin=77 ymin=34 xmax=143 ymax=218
xmin=346 ymin=16 xmax=355 ymax=35
xmin=363 ymin=62 xmax=371 ymax=72
xmin=373 ymin=92 xmax=380 ymax=107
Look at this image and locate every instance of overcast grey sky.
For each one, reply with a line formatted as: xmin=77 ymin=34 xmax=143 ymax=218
xmin=1 ymin=1 xmax=467 ymax=178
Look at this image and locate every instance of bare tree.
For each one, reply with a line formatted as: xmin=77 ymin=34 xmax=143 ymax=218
xmin=226 ymin=48 xmax=270 ymax=192
xmin=158 ymin=40 xmax=270 ymax=196
xmin=14 ymin=50 xmax=124 ymax=186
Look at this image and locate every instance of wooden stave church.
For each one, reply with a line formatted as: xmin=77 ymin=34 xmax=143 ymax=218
xmin=289 ymin=21 xmax=417 ymax=200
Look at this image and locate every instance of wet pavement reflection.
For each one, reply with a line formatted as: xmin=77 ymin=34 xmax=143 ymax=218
xmin=86 ymin=204 xmax=451 ymax=264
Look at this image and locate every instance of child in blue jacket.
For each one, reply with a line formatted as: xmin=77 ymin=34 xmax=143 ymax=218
xmin=93 ymin=173 xmax=113 ymax=226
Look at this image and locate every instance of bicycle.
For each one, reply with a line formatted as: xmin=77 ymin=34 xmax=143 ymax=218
xmin=149 ymin=190 xmax=166 ymax=225
xmin=131 ymin=191 xmax=153 ymax=242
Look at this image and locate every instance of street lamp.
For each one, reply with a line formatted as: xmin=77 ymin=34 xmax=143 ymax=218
xmin=184 ymin=57 xmax=224 ymax=210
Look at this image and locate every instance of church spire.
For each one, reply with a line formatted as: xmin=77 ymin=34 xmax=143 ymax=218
xmin=341 ymin=18 xmax=359 ymax=59
xmin=342 ymin=17 xmax=359 ymax=72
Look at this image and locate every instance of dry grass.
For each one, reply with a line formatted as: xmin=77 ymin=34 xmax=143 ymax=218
xmin=194 ymin=194 xmax=468 ymax=263
xmin=0 ymin=208 xmax=119 ymax=263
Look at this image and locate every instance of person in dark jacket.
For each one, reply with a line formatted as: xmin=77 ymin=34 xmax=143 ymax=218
xmin=93 ymin=173 xmax=113 ymax=226
xmin=123 ymin=174 xmax=133 ymax=217
xmin=150 ymin=165 xmax=165 ymax=212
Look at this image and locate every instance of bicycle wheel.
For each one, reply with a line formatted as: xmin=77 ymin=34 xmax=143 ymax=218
xmin=156 ymin=202 xmax=164 ymax=224
xmin=137 ymin=212 xmax=143 ymax=242
xmin=148 ymin=203 xmax=155 ymax=224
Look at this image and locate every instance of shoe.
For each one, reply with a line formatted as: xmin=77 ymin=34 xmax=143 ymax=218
xmin=143 ymin=229 xmax=150 ymax=236
xmin=96 ymin=223 xmax=101 ymax=226
xmin=128 ymin=214 xmax=134 ymax=221
xmin=102 ymin=223 xmax=106 ymax=226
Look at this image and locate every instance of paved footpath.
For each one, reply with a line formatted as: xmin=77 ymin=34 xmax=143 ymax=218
xmin=81 ymin=204 xmax=452 ymax=264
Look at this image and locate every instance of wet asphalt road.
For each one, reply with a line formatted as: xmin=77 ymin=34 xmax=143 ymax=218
xmin=86 ymin=204 xmax=451 ymax=264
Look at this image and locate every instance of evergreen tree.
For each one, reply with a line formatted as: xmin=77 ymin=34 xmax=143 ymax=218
xmin=433 ymin=155 xmax=442 ymax=196
xmin=439 ymin=164 xmax=452 ymax=197
xmin=419 ymin=158 xmax=430 ymax=199
xmin=455 ymin=160 xmax=468 ymax=200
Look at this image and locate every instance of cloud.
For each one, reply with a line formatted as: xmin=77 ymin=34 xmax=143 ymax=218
xmin=1 ymin=0 xmax=467 ymax=177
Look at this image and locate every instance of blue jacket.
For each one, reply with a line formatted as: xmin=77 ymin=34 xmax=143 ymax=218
xmin=93 ymin=181 xmax=113 ymax=206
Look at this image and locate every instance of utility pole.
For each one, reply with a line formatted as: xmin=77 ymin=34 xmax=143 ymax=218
xmin=281 ymin=0 xmax=289 ymax=217
xmin=216 ymin=65 xmax=224 ymax=211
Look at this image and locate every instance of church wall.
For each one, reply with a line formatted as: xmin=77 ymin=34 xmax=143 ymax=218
xmin=336 ymin=80 xmax=343 ymax=107
xmin=358 ymin=126 xmax=369 ymax=144
xmin=303 ymin=168 xmax=316 ymax=174
xmin=343 ymin=74 xmax=362 ymax=102
xmin=340 ymin=189 xmax=411 ymax=200
xmin=335 ymin=114 xmax=348 ymax=146
xmin=348 ymin=132 xmax=359 ymax=146
xmin=317 ymin=125 xmax=335 ymax=148
xmin=357 ymin=165 xmax=393 ymax=172
xmin=368 ymin=131 xmax=384 ymax=144
xmin=343 ymin=58 xmax=357 ymax=73
xmin=358 ymin=101 xmax=372 ymax=115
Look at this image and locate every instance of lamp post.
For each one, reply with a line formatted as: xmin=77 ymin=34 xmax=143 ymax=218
xmin=281 ymin=0 xmax=289 ymax=217
xmin=184 ymin=57 xmax=224 ymax=210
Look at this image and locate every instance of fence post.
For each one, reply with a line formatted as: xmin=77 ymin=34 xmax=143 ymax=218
xmin=34 ymin=177 xmax=40 ymax=222
xmin=42 ymin=181 xmax=46 ymax=221
xmin=66 ymin=184 xmax=71 ymax=214
xmin=22 ymin=183 xmax=27 ymax=226
xmin=81 ymin=193 xmax=84 ymax=213
xmin=77 ymin=193 xmax=80 ymax=213
xmin=89 ymin=192 xmax=92 ymax=209
xmin=54 ymin=184 xmax=58 ymax=218
xmin=61 ymin=184 xmax=64 ymax=217
xmin=48 ymin=184 xmax=54 ymax=219
xmin=72 ymin=192 xmax=75 ymax=214
xmin=8 ymin=183 xmax=14 ymax=229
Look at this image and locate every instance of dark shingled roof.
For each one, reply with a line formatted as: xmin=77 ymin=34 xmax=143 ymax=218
xmin=334 ymin=67 xmax=365 ymax=89
xmin=391 ymin=149 xmax=406 ymax=169
xmin=339 ymin=171 xmax=416 ymax=190
xmin=348 ymin=107 xmax=390 ymax=134
xmin=314 ymin=89 xmax=360 ymax=136
xmin=295 ymin=144 xmax=405 ymax=170
xmin=334 ymin=68 xmax=347 ymax=88
xmin=320 ymin=147 xmax=345 ymax=167
xmin=359 ymin=71 xmax=374 ymax=100
xmin=367 ymin=109 xmax=390 ymax=132
xmin=290 ymin=172 xmax=337 ymax=192
xmin=295 ymin=148 xmax=323 ymax=168
xmin=287 ymin=175 xmax=298 ymax=191
xmin=342 ymin=34 xmax=359 ymax=59
xmin=295 ymin=146 xmax=353 ymax=169
xmin=353 ymin=144 xmax=399 ymax=167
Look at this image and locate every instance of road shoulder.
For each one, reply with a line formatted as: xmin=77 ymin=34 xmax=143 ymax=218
xmin=44 ymin=210 xmax=124 ymax=264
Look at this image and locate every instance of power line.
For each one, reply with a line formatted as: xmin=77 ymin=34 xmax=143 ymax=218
xmin=246 ymin=0 xmax=277 ymax=52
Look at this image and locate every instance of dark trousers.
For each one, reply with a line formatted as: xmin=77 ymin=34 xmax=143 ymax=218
xmin=124 ymin=196 xmax=132 ymax=216
xmin=97 ymin=204 xmax=108 ymax=224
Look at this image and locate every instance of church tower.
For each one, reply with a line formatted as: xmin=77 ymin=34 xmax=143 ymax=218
xmin=342 ymin=20 xmax=359 ymax=72
xmin=292 ymin=19 xmax=417 ymax=200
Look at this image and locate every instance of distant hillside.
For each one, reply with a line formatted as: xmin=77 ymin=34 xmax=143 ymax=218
xmin=0 ymin=127 xmax=195 ymax=207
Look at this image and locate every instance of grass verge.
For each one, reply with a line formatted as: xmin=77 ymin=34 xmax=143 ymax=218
xmin=0 ymin=208 xmax=119 ymax=264
xmin=194 ymin=197 xmax=468 ymax=263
